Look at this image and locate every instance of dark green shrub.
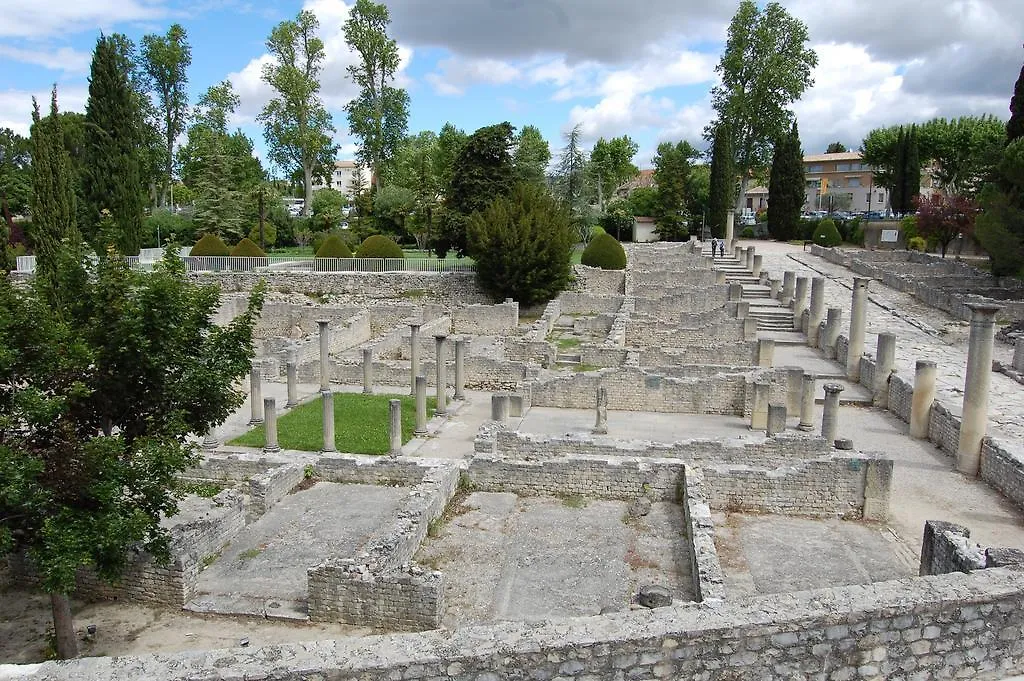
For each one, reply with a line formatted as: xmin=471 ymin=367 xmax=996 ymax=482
xmin=315 ymin=233 xmax=353 ymax=258
xmin=908 ymin=236 xmax=927 ymax=252
xmin=355 ymin=234 xmax=403 ymax=258
xmin=190 ymin=233 xmax=230 ymax=256
xmin=467 ymin=182 xmax=574 ymax=305
xmin=740 ymin=227 xmax=755 ymax=238
xmin=230 ymin=237 xmax=266 ymax=257
xmin=581 ymin=232 xmax=627 ymax=270
xmin=799 ymin=218 xmax=819 ymax=241
xmin=849 ymin=218 xmax=864 ymax=246
xmin=812 ymin=219 xmax=842 ymax=247
xmin=248 ymin=223 xmax=277 ymax=248
xmin=143 ymin=209 xmax=195 ymax=247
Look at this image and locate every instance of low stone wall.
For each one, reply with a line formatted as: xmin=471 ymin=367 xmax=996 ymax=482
xmin=181 ymin=451 xmax=302 ymax=484
xmin=450 ymin=302 xmax=518 ymax=334
xmin=578 ymin=344 xmax=629 ymax=368
xmin=920 ymin=520 xmax=986 ymax=576
xmin=21 ymin=568 xmax=1024 ymax=681
xmin=633 ymin=288 xmax=728 ymax=318
xmin=625 ymin=317 xmax=751 ymax=348
xmin=557 ymin=291 xmax=625 ymax=315
xmin=323 ymin=355 xmax=529 ymax=391
xmin=571 ymin=265 xmax=624 ymax=295
xmin=313 ymin=452 xmax=435 ymax=486
xmin=680 ymin=467 xmax=725 ymax=602
xmin=247 ymin=464 xmax=305 ymax=522
xmin=639 ymin=343 xmax=758 ymax=367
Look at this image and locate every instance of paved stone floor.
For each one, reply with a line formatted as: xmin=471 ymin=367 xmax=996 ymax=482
xmin=414 ymin=492 xmax=693 ymax=627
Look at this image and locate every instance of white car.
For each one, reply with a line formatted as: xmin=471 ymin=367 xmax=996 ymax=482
xmin=739 ymin=213 xmax=757 ymax=226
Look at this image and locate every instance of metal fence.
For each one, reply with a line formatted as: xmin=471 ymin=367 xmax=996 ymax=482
xmin=14 ymin=254 xmax=475 ymax=274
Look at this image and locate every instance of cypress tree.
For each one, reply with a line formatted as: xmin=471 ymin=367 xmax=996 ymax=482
xmin=1008 ymin=59 xmax=1024 ymax=143
xmin=891 ymin=126 xmax=907 ymax=215
xmin=901 ymin=124 xmax=921 ymax=214
xmin=83 ymin=34 xmax=144 ymax=255
xmin=708 ymin=123 xmax=734 ymax=238
xmin=767 ymin=121 xmax=804 ymax=241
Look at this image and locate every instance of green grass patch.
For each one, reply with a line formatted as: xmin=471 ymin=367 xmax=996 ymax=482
xmin=178 ymin=481 xmax=224 ymax=498
xmin=238 ymin=547 xmax=263 ymax=561
xmin=400 ymin=288 xmax=429 ymax=299
xmin=559 ymin=493 xmax=588 ymax=509
xmin=229 ymin=392 xmax=436 ymax=454
xmin=555 ymin=337 xmax=581 ymax=350
xmin=570 ymin=245 xmax=584 ymax=265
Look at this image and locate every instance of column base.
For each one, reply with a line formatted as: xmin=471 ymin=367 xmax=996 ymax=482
xmin=363 ymin=388 xmax=373 ymax=394
xmin=263 ymin=445 xmax=281 ymax=454
xmin=454 ymin=392 xmax=465 ymax=400
xmin=201 ymin=441 xmax=220 ymax=451
xmin=434 ymin=409 xmax=447 ymax=417
xmin=593 ymin=427 xmax=608 ymax=435
xmin=321 ymin=447 xmax=336 ymax=454
xmin=414 ymin=428 xmax=428 ymax=436
xmin=797 ymin=423 xmax=815 ymax=432
xmin=285 ymin=400 xmax=298 ymax=408
xmin=248 ymin=419 xmax=264 ymax=426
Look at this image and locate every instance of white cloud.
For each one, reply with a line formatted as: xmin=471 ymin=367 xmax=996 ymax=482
xmin=0 ymin=86 xmax=88 ymax=136
xmin=0 ymin=0 xmax=169 ymax=38
xmin=0 ymin=44 xmax=91 ymax=74
xmin=424 ymin=57 xmax=521 ymax=96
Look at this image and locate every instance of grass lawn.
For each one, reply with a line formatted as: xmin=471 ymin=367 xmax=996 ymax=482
xmin=571 ymin=245 xmax=584 ymax=265
xmin=267 ymin=246 xmax=314 ymax=256
xmin=229 ymin=392 xmax=437 ymax=454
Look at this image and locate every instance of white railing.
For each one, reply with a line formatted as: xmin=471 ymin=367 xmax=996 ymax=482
xmin=13 ymin=254 xmax=475 ymax=274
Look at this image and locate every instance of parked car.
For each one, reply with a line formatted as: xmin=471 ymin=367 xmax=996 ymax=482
xmin=739 ymin=213 xmax=756 ymax=226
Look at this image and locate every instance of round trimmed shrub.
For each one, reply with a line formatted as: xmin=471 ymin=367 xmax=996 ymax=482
xmin=740 ymin=227 xmax=755 ymax=238
xmin=355 ymin=234 xmax=403 ymax=259
xmin=230 ymin=237 xmax=266 ymax=257
xmin=812 ymin=219 xmax=842 ymax=247
xmin=190 ymin=233 xmax=230 ymax=256
xmin=581 ymin=232 xmax=627 ymax=270
xmin=315 ymin=233 xmax=353 ymax=258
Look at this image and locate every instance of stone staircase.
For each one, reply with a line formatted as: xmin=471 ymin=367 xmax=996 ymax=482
xmin=748 ymin=304 xmax=794 ymax=331
xmin=702 ymin=242 xmax=796 ymax=331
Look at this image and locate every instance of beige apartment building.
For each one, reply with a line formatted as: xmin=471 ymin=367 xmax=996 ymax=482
xmin=310 ymin=160 xmax=368 ymax=195
xmin=743 ymin=151 xmax=892 ymax=215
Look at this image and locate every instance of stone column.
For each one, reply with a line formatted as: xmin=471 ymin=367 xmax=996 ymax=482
xmin=736 ymin=301 xmax=750 ymax=320
xmin=249 ymin=365 xmax=264 ymax=425
xmin=414 ymin=375 xmax=428 ymax=435
xmin=745 ymin=246 xmax=755 ymax=272
xmin=725 ymin=210 xmax=735 ymax=251
xmin=910 ymin=360 xmax=937 ymax=439
xmin=714 ymin=270 xmax=726 ymax=285
xmin=798 ymin=373 xmax=816 ymax=431
xmin=321 ymin=390 xmax=335 ymax=452
xmin=822 ymin=308 xmax=843 ymax=359
xmin=593 ymin=386 xmax=608 ymax=434
xmin=409 ymin=322 xmax=421 ymax=396
xmin=388 ymin=399 xmax=402 ymax=456
xmin=454 ymin=338 xmax=467 ymax=400
xmin=807 ymin=277 xmax=826 ymax=348
xmin=491 ymin=393 xmax=509 ymax=423
xmin=757 ymin=339 xmax=774 ymax=367
xmin=362 ymin=347 xmax=374 ymax=394
xmin=751 ymin=254 xmax=763 ymax=278
xmin=263 ymin=397 xmax=281 ymax=453
xmin=846 ymin=278 xmax=871 ymax=381
xmin=1014 ymin=339 xmax=1024 ymax=372
xmin=434 ymin=335 xmax=448 ymax=416
xmin=766 ymin=404 xmax=787 ymax=437
xmin=286 ymin=360 xmax=298 ymax=408
xmin=728 ymin=283 xmax=744 ymax=302
xmin=821 ymin=383 xmax=844 ymax=445
xmin=792 ymin=277 xmax=809 ymax=331
xmin=769 ymin=278 xmax=780 ymax=299
xmin=957 ymin=303 xmax=1001 ymax=477
xmin=202 ymin=427 xmax=220 ymax=451
xmin=873 ymin=333 xmax=897 ymax=408
xmin=317 ymin=319 xmax=331 ymax=391
xmin=781 ymin=271 xmax=795 ymax=305
xmin=750 ymin=380 xmax=770 ymax=430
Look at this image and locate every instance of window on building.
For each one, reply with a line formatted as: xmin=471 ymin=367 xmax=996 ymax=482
xmin=831 ymin=179 xmax=843 ymax=188
xmin=807 ymin=164 xmax=823 ymax=173
xmin=866 ymin=192 xmax=871 ymax=203
xmin=846 ymin=177 xmax=861 ymax=187
xmin=836 ymin=163 xmax=851 ymax=172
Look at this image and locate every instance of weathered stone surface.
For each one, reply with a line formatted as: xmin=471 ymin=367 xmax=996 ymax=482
xmin=637 ymin=584 xmax=673 ymax=608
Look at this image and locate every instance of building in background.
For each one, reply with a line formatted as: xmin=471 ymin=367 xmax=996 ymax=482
xmin=311 ymin=160 xmax=367 ymax=196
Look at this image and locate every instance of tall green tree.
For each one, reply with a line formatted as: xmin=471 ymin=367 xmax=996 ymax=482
xmin=344 ymin=0 xmax=410 ymax=190
xmin=394 ymin=131 xmax=440 ymax=247
xmin=1008 ymin=59 xmax=1024 ymax=143
xmin=706 ymin=0 xmax=817 ymax=211
xmin=1 ymin=127 xmax=31 ymax=263
xmin=435 ymin=122 xmax=467 ymax=197
xmin=260 ymin=10 xmax=337 ymax=216
xmin=191 ymin=133 xmax=244 ymax=241
xmin=513 ymin=125 xmax=551 ymax=186
xmin=0 ymin=249 xmax=265 ymax=659
xmin=767 ymin=121 xmax=804 ymax=241
xmin=589 ymin=135 xmax=639 ymax=211
xmin=684 ymin=164 xmax=711 ymax=236
xmin=826 ymin=142 xmax=848 ymax=153
xmin=707 ymin=123 xmax=734 ymax=238
xmin=29 ymin=89 xmax=78 ymax=300
xmin=555 ymin=124 xmax=588 ymax=220
xmin=977 ymin=139 xmax=1024 ymax=275
xmin=139 ymin=24 xmax=191 ymax=207
xmin=892 ymin=124 xmax=921 ymax=215
xmin=652 ymin=140 xmax=697 ymax=241
xmin=82 ymin=34 xmax=145 ymax=254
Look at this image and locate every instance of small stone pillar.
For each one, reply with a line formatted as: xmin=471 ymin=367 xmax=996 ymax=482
xmin=821 ymin=383 xmax=844 ymax=445
xmin=822 ymin=307 xmax=843 ymax=359
xmin=263 ymin=397 xmax=281 ymax=453
xmin=766 ymin=404 xmax=787 ymax=437
xmin=362 ymin=347 xmax=374 ymax=394
xmin=414 ymin=375 xmax=428 ymax=435
xmin=847 ymin=278 xmax=871 ymax=381
xmin=317 ymin=319 xmax=331 ymax=391
xmin=249 ymin=365 xmax=264 ymax=425
xmin=388 ymin=399 xmax=402 ymax=456
xmin=728 ymin=283 xmax=744 ymax=302
xmin=491 ymin=393 xmax=509 ymax=423
xmin=593 ymin=386 xmax=609 ymax=434
xmin=873 ymin=333 xmax=897 ymax=408
xmin=715 ymin=270 xmax=727 ymax=285
xmin=751 ymin=254 xmax=763 ymax=279
xmin=769 ymin=278 xmax=780 ymax=299
xmin=285 ymin=360 xmax=298 ymax=408
xmin=434 ymin=334 xmax=448 ymax=416
xmin=798 ymin=372 xmax=816 ymax=431
xmin=725 ymin=210 xmax=735 ymax=250
xmin=201 ymin=427 xmax=220 ymax=451
xmin=750 ymin=380 xmax=770 ymax=430
xmin=757 ymin=339 xmax=775 ymax=367
xmin=1014 ymin=339 xmax=1024 ymax=372
xmin=807 ymin=277 xmax=826 ymax=348
xmin=909 ymin=360 xmax=937 ymax=439
xmin=321 ymin=390 xmax=335 ymax=452
xmin=792 ymin=277 xmax=809 ymax=331
xmin=781 ymin=271 xmax=795 ymax=304
xmin=454 ymin=338 xmax=467 ymax=400
xmin=409 ymin=323 xmax=421 ymax=396
xmin=957 ymin=303 xmax=1001 ymax=477
xmin=736 ymin=301 xmax=750 ymax=320
xmin=745 ymin=246 xmax=755 ymax=271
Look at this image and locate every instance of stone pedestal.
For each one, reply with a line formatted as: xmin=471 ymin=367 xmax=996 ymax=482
xmin=822 ymin=307 xmax=843 ymax=359
xmin=781 ymin=271 xmax=795 ymax=305
xmin=317 ymin=319 xmax=331 ymax=391
xmin=362 ymin=347 xmax=374 ymax=394
xmin=745 ymin=247 xmax=755 ymax=272
xmin=847 ymin=278 xmax=870 ymax=381
xmin=454 ymin=338 xmax=467 ymax=400
xmin=798 ymin=373 xmax=816 ymax=431
xmin=792 ymin=277 xmax=809 ymax=331
xmin=249 ymin=366 xmax=264 ymax=425
xmin=750 ymin=381 xmax=770 ymax=431
xmin=736 ymin=301 xmax=750 ymax=320
xmin=807 ymin=277 xmax=825 ymax=348
xmin=409 ymin=323 xmax=421 ymax=396
xmin=434 ymin=335 xmax=448 ymax=416
xmin=725 ymin=210 xmax=735 ymax=251
xmin=715 ymin=270 xmax=727 ymax=285
xmin=766 ymin=404 xmax=787 ymax=437
xmin=873 ymin=333 xmax=897 ymax=408
xmin=201 ymin=427 xmax=220 ymax=451
xmin=821 ymin=383 xmax=844 ymax=445
xmin=910 ymin=360 xmax=936 ymax=439
xmin=414 ymin=375 xmax=428 ymax=435
xmin=593 ymin=386 xmax=608 ymax=434
xmin=388 ymin=399 xmax=402 ymax=456
xmin=757 ymin=339 xmax=774 ymax=367
xmin=286 ymin=360 xmax=298 ymax=408
xmin=752 ymin=254 xmax=763 ymax=278
xmin=263 ymin=397 xmax=280 ymax=453
xmin=769 ymin=278 xmax=780 ymax=299
xmin=491 ymin=393 xmax=509 ymax=423
xmin=321 ymin=390 xmax=335 ymax=453
xmin=728 ymin=283 xmax=744 ymax=302
xmin=957 ymin=303 xmax=1001 ymax=477
xmin=1014 ymin=339 xmax=1024 ymax=372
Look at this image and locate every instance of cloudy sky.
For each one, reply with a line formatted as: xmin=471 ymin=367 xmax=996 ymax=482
xmin=1 ymin=0 xmax=1022 ymax=173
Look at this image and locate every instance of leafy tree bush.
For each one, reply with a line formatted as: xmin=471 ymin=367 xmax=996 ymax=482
xmin=591 ymin=225 xmax=606 ymax=238
xmin=467 ymin=182 xmax=573 ymax=305
xmin=355 ymin=234 xmax=403 ymax=258
xmin=812 ymin=218 xmax=842 ymax=247
xmin=230 ymin=237 xmax=266 ymax=256
xmin=248 ymin=222 xmax=277 ymax=248
xmin=143 ymin=210 xmax=195 ymax=248
xmin=315 ymin=233 xmax=353 ymax=258
xmin=190 ymin=233 xmax=230 ymax=256
xmin=740 ymin=227 xmax=755 ymax=238
xmin=581 ymin=232 xmax=627 ymax=270
xmin=907 ymin=236 xmax=927 ymax=252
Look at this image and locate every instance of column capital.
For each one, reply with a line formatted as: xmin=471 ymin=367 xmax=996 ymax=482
xmin=316 ymin=318 xmax=330 ymax=327
xmin=965 ymin=301 xmax=1002 ymax=318
xmin=915 ymin=359 xmax=936 ymax=370
xmin=823 ymin=383 xmax=845 ymax=395
xmin=852 ymin=277 xmax=872 ymax=288
xmin=434 ymin=333 xmax=448 ymax=341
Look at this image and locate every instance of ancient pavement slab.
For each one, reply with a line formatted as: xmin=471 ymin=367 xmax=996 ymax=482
xmin=518 ymin=407 xmax=755 ymax=443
